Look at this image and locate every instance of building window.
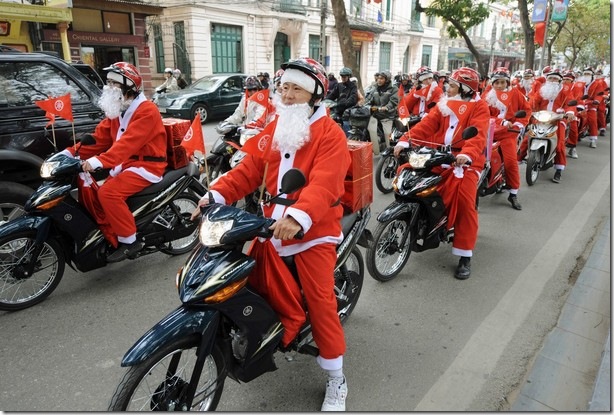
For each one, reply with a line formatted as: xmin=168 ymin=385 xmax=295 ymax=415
xmin=309 ymin=34 xmax=320 ymax=60
xmin=386 ymin=0 xmax=393 ymax=21
xmin=427 ymin=14 xmax=436 ymax=27
xmin=379 ymin=41 xmax=392 ymax=71
xmin=211 ymin=23 xmax=243 ymax=74
xmin=102 ymin=11 xmax=131 ymax=34
xmin=153 ymin=23 xmax=165 ymax=73
xmin=421 ymin=45 xmax=432 ymax=67
xmin=350 ymin=0 xmax=361 ymax=17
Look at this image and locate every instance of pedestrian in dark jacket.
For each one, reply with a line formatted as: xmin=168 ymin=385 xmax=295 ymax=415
xmin=327 ymin=73 xmax=338 ymax=94
xmin=326 ymin=67 xmax=358 ymax=135
xmin=364 ymin=70 xmax=399 ymax=155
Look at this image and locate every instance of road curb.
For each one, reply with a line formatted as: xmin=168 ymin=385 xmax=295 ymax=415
xmin=511 ymin=218 xmax=611 ymax=411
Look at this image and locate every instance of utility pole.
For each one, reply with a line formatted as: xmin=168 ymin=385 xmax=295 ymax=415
xmin=538 ymin=0 xmax=551 ymax=70
xmin=319 ymin=0 xmax=327 ymax=66
xmin=489 ymin=17 xmax=497 ymax=73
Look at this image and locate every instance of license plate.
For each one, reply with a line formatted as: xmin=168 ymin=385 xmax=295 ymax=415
xmin=158 ymin=108 xmax=166 ymax=114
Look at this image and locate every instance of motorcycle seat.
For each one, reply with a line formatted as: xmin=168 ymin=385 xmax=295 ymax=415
xmin=341 ymin=211 xmax=358 ymax=237
xmin=129 ymin=166 xmax=188 ymax=199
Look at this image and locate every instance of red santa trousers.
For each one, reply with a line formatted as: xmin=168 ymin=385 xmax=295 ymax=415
xmin=494 ymin=130 xmax=521 ymax=191
xmin=247 ymin=239 xmax=346 ymax=360
xmin=81 ymin=170 xmax=151 ymax=242
xmin=566 ymin=119 xmax=579 ymax=148
xmin=597 ymin=101 xmax=607 ymax=130
xmin=587 ymin=108 xmax=599 ymax=136
xmin=436 ymin=167 xmax=480 ymax=252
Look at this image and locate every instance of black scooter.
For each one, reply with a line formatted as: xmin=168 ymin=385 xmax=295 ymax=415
xmin=366 ymin=127 xmax=478 ymax=282
xmin=108 ymin=169 xmax=371 ymax=411
xmin=0 ymin=137 xmax=206 ymax=311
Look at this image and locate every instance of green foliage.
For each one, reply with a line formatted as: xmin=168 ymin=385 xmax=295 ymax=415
xmin=419 ymin=0 xmax=493 ymax=39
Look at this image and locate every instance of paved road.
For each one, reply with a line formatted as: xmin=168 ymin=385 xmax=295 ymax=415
xmin=0 ymin=124 xmax=609 ymax=411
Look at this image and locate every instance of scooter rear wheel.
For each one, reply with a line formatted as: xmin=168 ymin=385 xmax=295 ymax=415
xmin=336 ymin=246 xmax=364 ymax=322
xmin=525 ymin=149 xmax=541 ymax=186
xmin=108 ymin=336 xmax=225 ymax=411
xmin=366 ymin=218 xmax=412 ymax=282
xmin=0 ymin=231 xmax=65 ymax=311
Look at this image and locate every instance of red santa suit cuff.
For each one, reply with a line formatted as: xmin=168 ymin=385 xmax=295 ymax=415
xmin=285 ymin=207 xmax=312 ymax=234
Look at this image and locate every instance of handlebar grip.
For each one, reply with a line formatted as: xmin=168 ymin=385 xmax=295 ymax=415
xmin=508 ymin=129 xmax=521 ymax=133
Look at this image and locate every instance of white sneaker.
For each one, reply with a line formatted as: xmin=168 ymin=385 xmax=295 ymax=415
xmin=321 ymin=376 xmax=347 ymax=411
xmin=590 ymin=139 xmax=597 ymax=148
xmin=568 ymin=147 xmax=578 ymax=159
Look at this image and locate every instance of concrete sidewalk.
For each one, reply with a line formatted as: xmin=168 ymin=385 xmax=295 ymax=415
xmin=511 ymin=218 xmax=611 ymax=411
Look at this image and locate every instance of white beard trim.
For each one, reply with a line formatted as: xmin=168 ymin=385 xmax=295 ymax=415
xmin=437 ymin=95 xmax=463 ymax=117
xmin=272 ymin=101 xmax=312 ymax=154
xmin=485 ymin=89 xmax=507 ymax=113
xmin=540 ymin=82 xmax=562 ymax=101
xmin=98 ymin=85 xmax=123 ymax=119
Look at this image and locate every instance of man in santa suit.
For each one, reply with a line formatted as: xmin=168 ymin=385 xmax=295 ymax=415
xmin=485 ymin=67 xmax=531 ymax=210
xmin=517 ymin=70 xmax=575 ymax=183
xmin=61 ymin=62 xmax=167 ymax=262
xmin=192 ymin=58 xmax=351 ymax=411
xmin=218 ymin=75 xmax=274 ymax=138
xmin=515 ymin=69 xmax=536 ymax=102
xmin=561 ymin=70 xmax=584 ymax=159
xmin=577 ymin=67 xmax=609 ymax=147
xmin=402 ymin=66 xmax=443 ymax=119
xmin=394 ymin=67 xmax=488 ymax=280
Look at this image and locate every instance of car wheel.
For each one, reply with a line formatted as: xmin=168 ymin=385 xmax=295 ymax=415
xmin=192 ymin=104 xmax=209 ymax=124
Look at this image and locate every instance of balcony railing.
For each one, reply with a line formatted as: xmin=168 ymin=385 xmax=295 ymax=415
xmin=272 ymin=0 xmax=307 ymax=15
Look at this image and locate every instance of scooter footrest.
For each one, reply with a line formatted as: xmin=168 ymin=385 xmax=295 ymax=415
xmin=298 ymin=344 xmax=319 ymax=357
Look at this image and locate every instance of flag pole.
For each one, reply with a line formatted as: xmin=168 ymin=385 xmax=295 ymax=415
xmin=51 ymin=123 xmax=57 ymax=151
xmin=72 ymin=121 xmax=77 ymax=150
xmin=257 ymin=162 xmax=269 ymax=206
xmin=202 ymin=152 xmax=211 ymax=190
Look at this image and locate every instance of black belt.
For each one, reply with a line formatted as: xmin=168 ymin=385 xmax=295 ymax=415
xmin=129 ymin=155 xmax=167 ymax=162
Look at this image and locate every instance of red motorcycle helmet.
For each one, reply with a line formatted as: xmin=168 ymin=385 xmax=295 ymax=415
xmin=523 ymin=69 xmax=535 ymax=78
xmin=416 ymin=66 xmax=433 ymax=82
xmin=244 ymin=76 xmax=263 ymax=91
xmin=546 ymin=69 xmax=563 ymax=82
xmin=562 ymin=70 xmax=576 ymax=81
xmin=542 ymin=65 xmax=552 ymax=76
xmin=450 ymin=67 xmax=480 ymax=96
xmin=280 ymin=57 xmax=328 ymax=100
xmin=273 ymin=68 xmax=285 ymax=84
xmin=104 ymin=62 xmax=142 ymax=93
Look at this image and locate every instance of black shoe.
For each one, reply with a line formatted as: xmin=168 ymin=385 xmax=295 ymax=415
xmin=552 ymin=169 xmax=562 ymax=183
xmin=507 ymin=194 xmax=522 ymax=210
xmin=454 ymin=257 xmax=471 ymax=280
xmin=107 ymin=241 xmax=144 ymax=263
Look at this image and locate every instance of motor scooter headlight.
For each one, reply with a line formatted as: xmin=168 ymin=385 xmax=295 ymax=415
xmin=408 ymin=152 xmax=432 ymax=169
xmin=40 ymin=160 xmax=61 ymax=179
xmin=199 ymin=216 xmax=234 ymax=246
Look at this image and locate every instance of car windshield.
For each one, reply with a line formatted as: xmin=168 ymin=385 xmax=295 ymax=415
xmin=189 ymin=76 xmax=226 ymax=91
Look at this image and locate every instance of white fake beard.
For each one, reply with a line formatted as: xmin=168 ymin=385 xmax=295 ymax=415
xmin=579 ymin=75 xmax=592 ymax=84
xmin=520 ymin=79 xmax=533 ymax=91
xmin=272 ymin=101 xmax=312 ymax=154
xmin=540 ymin=81 xmax=562 ymax=101
xmin=98 ymin=85 xmax=124 ymax=119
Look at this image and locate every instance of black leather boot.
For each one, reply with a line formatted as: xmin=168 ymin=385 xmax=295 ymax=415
xmin=454 ymin=256 xmax=471 ymax=280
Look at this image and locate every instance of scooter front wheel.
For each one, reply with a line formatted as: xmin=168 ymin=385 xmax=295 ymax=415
xmin=374 ymin=154 xmax=399 ymax=194
xmin=525 ymin=149 xmax=541 ymax=186
xmin=108 ymin=336 xmax=225 ymax=411
xmin=0 ymin=231 xmax=65 ymax=311
xmin=366 ymin=218 xmax=412 ymax=282
xmin=336 ymin=246 xmax=364 ymax=322
xmin=160 ymin=192 xmax=201 ymax=255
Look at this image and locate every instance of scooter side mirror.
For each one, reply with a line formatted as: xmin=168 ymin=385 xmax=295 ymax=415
xmin=514 ymin=110 xmax=527 ymax=118
xmin=80 ymin=134 xmax=96 ymax=146
xmin=597 ymin=91 xmax=604 ymax=96
xmin=582 ymin=94 xmax=590 ymax=100
xmin=567 ymin=100 xmax=578 ymax=106
xmin=427 ymin=101 xmax=437 ymax=109
xmin=279 ymin=168 xmax=306 ymax=195
xmin=462 ymin=126 xmax=478 ymax=140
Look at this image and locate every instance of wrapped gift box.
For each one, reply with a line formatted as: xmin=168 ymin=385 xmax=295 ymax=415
xmin=341 ymin=173 xmax=373 ymax=213
xmin=346 ymin=140 xmax=373 ymax=179
xmin=167 ymin=144 xmax=188 ymax=169
xmin=162 ymin=118 xmax=191 ymax=148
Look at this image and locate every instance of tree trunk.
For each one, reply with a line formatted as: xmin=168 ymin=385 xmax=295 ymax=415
xmin=448 ymin=17 xmax=488 ymax=77
xmin=329 ymin=0 xmax=361 ymax=91
xmin=517 ymin=0 xmax=535 ymax=69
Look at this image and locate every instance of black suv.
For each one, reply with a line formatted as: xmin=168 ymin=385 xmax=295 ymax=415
xmin=0 ymin=52 xmax=104 ymax=223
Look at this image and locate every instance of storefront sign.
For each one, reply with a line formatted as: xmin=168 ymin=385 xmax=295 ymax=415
xmin=351 ymin=30 xmax=374 ymax=42
xmin=43 ymin=29 xmax=143 ymax=45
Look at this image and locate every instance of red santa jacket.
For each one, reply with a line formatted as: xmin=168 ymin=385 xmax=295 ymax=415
xmin=485 ymin=87 xmax=531 ymax=138
xmin=67 ymin=94 xmax=167 ymax=182
xmin=399 ymin=95 xmax=489 ymax=170
xmin=402 ymin=82 xmax=443 ymax=117
xmin=209 ymin=105 xmax=351 ymax=256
